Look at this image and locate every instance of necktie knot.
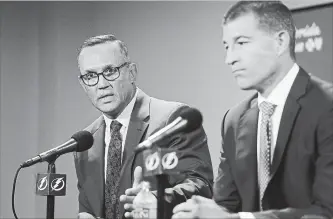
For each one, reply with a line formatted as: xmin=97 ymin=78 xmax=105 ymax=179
xmin=110 ymin=120 xmax=122 ymax=132
xmin=259 ymin=101 xmax=276 ymax=118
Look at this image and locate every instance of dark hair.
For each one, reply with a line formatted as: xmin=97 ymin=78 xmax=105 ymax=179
xmin=223 ymin=1 xmax=296 ymax=60
xmin=78 ymin=34 xmax=129 ymax=60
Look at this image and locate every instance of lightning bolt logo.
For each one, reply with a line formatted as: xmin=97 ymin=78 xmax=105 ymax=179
xmin=162 ymin=152 xmax=178 ymax=170
xmin=53 ymin=178 xmax=62 ymax=189
xmin=51 ymin=177 xmax=65 ymax=191
xmin=37 ymin=176 xmax=48 ymax=191
xmin=145 ymin=152 xmax=160 ymax=171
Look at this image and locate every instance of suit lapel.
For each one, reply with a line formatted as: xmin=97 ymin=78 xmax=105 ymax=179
xmin=84 ymin=117 xmax=106 ymax=217
xmin=119 ymin=89 xmax=150 ymax=217
xmin=122 ymin=119 xmax=149 ymax=180
xmin=236 ymin=95 xmax=259 ymax=210
xmin=270 ymin=68 xmax=309 ymax=178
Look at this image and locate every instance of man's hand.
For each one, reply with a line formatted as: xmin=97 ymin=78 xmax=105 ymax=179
xmin=120 ymin=166 xmax=145 ymax=218
xmin=172 ymin=195 xmax=238 ymax=219
xmin=77 ymin=212 xmax=97 ymax=219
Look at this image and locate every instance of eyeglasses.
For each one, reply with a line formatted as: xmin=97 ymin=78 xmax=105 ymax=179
xmin=80 ymin=62 xmax=130 ymax=86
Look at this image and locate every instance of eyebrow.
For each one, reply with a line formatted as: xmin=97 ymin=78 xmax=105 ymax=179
xmin=85 ymin=70 xmax=96 ymax=74
xmin=223 ymin=35 xmax=251 ymax=44
xmin=84 ymin=65 xmax=114 ymax=74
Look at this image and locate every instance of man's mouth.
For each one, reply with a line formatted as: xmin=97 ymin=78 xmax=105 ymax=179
xmin=232 ymin=69 xmax=245 ymax=74
xmin=98 ymin=94 xmax=114 ymax=100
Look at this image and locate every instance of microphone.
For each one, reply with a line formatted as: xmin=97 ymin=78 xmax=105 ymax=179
xmin=21 ymin=130 xmax=94 ymax=168
xmin=135 ymin=107 xmax=202 ymax=153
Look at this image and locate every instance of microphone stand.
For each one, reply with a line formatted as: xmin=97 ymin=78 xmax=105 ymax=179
xmin=46 ymin=156 xmax=57 ymax=219
xmin=156 ymin=174 xmax=167 ymax=219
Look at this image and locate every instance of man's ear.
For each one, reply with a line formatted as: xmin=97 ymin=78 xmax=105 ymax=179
xmin=129 ymin=63 xmax=138 ymax=83
xmin=275 ymin=30 xmax=290 ymax=56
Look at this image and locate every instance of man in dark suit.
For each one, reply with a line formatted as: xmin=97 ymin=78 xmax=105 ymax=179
xmin=73 ymin=34 xmax=213 ymax=219
xmin=172 ymin=1 xmax=333 ymax=219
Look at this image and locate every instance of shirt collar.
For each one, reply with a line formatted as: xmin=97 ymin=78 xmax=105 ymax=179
xmin=258 ymin=63 xmax=299 ymax=107
xmin=103 ymin=88 xmax=138 ymax=129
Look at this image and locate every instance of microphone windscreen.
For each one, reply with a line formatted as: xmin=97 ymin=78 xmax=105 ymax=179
xmin=180 ymin=107 xmax=203 ymax=132
xmin=71 ymin=130 xmax=94 ymax=152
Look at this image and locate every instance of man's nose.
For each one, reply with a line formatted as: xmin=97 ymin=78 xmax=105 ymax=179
xmin=225 ymin=48 xmax=239 ymax=66
xmin=97 ymin=74 xmax=111 ymax=89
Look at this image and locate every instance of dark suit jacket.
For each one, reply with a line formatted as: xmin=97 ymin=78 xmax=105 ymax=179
xmin=74 ymin=89 xmax=214 ymax=219
xmin=213 ymin=68 xmax=333 ymax=219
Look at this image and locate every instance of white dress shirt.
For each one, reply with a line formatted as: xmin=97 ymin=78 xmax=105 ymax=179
xmin=239 ymin=63 xmax=299 ymax=218
xmin=256 ymin=63 xmax=299 ymax=164
xmin=103 ymin=89 xmax=138 ymax=182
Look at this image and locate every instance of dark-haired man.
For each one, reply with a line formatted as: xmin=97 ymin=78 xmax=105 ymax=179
xmin=73 ymin=34 xmax=214 ymax=219
xmin=172 ymin=1 xmax=333 ymax=219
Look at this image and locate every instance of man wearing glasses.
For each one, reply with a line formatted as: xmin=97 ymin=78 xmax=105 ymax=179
xmin=73 ymin=34 xmax=213 ymax=219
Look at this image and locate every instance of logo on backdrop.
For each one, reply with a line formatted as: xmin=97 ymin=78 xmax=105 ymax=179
xmin=295 ymin=22 xmax=323 ymax=53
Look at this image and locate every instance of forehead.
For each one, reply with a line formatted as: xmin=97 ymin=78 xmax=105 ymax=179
xmin=222 ymin=13 xmax=262 ymax=41
xmin=79 ymin=42 xmax=124 ymax=71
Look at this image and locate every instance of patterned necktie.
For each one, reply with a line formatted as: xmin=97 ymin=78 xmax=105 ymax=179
xmin=105 ymin=120 xmax=123 ymax=219
xmin=258 ymin=101 xmax=276 ymax=210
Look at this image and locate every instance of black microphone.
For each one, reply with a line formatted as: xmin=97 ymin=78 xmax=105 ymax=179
xmin=135 ymin=107 xmax=202 ymax=153
xmin=21 ymin=130 xmax=94 ymax=168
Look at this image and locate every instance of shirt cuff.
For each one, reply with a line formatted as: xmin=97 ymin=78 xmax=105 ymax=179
xmin=239 ymin=212 xmax=256 ymax=219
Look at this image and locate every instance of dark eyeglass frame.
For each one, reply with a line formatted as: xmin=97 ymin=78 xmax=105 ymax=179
xmin=79 ymin=62 xmax=130 ymax=86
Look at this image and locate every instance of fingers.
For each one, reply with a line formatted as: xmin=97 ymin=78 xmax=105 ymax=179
xmin=119 ymin=194 xmax=135 ymax=203
xmin=173 ymin=199 xmax=196 ymax=214
xmin=77 ymin=212 xmax=96 ymax=219
xmin=124 ymin=203 xmax=135 ymax=211
xmin=132 ymin=166 xmax=143 ymax=188
xmin=126 ymin=187 xmax=141 ymax=196
xmin=172 ymin=211 xmax=194 ymax=219
xmin=124 ymin=211 xmax=133 ymax=218
xmin=120 ymin=179 xmax=141 ymax=204
xmin=191 ymin=195 xmax=213 ymax=203
xmin=120 ymin=167 xmax=142 ymax=205
xmin=119 ymin=187 xmax=141 ymax=204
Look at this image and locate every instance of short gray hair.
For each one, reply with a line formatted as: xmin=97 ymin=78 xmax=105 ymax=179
xmin=78 ymin=34 xmax=129 ymax=60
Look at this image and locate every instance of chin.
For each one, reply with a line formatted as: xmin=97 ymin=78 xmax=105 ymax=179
xmin=236 ymin=81 xmax=254 ymax=91
xmin=97 ymin=103 xmax=118 ymax=115
xmin=239 ymin=86 xmax=254 ymax=91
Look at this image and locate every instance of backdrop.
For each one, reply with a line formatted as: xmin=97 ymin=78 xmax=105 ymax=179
xmin=1 ymin=1 xmax=332 ymax=218
xmin=293 ymin=3 xmax=333 ymax=82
